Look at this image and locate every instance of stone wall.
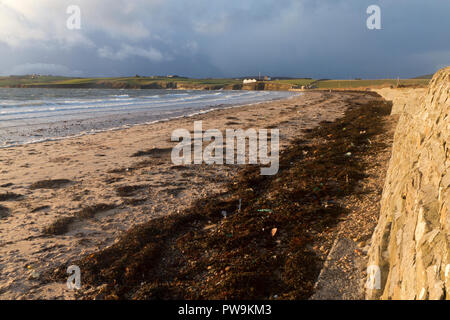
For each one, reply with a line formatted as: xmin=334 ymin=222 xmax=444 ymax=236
xmin=367 ymin=67 xmax=449 ymax=300
xmin=375 ymin=87 xmax=426 ymax=115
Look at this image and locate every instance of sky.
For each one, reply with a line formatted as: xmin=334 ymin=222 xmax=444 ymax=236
xmin=0 ymin=0 xmax=449 ymax=79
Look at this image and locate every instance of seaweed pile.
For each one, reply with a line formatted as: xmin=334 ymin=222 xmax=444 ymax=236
xmin=0 ymin=204 xmax=10 ymax=219
xmin=48 ymin=91 xmax=392 ymax=300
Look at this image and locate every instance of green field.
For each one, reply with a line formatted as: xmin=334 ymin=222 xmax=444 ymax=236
xmin=0 ymin=76 xmax=244 ymax=89
xmin=269 ymin=78 xmax=316 ymax=88
xmin=314 ymin=78 xmax=430 ymax=89
xmin=0 ymin=75 xmax=71 ymax=87
xmin=0 ymin=75 xmax=431 ymax=90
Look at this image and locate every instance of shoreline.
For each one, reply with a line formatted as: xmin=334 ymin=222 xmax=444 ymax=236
xmin=0 ymin=91 xmax=298 ymax=149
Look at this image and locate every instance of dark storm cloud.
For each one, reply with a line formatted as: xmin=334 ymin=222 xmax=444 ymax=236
xmin=0 ymin=0 xmax=449 ymax=78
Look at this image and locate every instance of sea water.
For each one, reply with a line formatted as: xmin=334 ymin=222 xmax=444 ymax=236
xmin=0 ymin=88 xmax=297 ymax=147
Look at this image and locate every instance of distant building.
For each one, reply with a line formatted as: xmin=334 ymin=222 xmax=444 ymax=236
xmin=243 ymin=79 xmax=257 ymax=84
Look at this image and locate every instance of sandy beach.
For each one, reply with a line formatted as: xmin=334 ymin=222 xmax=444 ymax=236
xmin=0 ymin=91 xmax=357 ymax=299
xmin=1 ymin=0 xmax=448 ymax=305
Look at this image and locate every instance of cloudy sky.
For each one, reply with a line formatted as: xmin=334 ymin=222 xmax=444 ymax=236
xmin=0 ymin=0 xmax=449 ymax=79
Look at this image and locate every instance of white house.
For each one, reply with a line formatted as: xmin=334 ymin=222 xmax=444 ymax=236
xmin=243 ymin=79 xmax=257 ymax=84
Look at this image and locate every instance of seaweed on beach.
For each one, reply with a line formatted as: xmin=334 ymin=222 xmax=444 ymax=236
xmin=31 ymin=205 xmax=51 ymax=213
xmin=0 ymin=205 xmax=10 ymax=219
xmin=104 ymin=176 xmax=124 ymax=184
xmin=225 ymin=121 xmax=240 ymax=126
xmin=122 ymin=198 xmax=147 ymax=206
xmin=0 ymin=192 xmax=23 ymax=201
xmin=0 ymin=183 xmax=13 ymax=188
xmin=116 ymin=185 xmax=150 ymax=197
xmin=30 ymin=179 xmax=73 ymax=190
xmin=131 ymin=147 xmax=172 ymax=158
xmin=43 ymin=216 xmax=76 ymax=235
xmin=48 ymin=92 xmax=392 ymax=300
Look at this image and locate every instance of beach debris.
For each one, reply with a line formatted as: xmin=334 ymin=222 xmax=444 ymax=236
xmin=221 ymin=211 xmax=227 ymax=218
xmin=0 ymin=192 xmax=23 ymax=201
xmin=238 ymin=199 xmax=242 ymax=212
xmin=26 ymin=265 xmax=41 ymax=280
xmin=271 ymin=228 xmax=278 ymax=237
xmin=322 ymin=199 xmax=336 ymax=208
xmin=30 ymin=270 xmax=41 ymax=280
xmin=203 ymin=224 xmax=217 ymax=231
xmin=345 ymin=152 xmax=352 ymax=157
xmin=257 ymin=209 xmax=273 ymax=213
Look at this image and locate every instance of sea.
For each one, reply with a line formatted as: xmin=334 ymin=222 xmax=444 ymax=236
xmin=0 ymin=88 xmax=297 ymax=148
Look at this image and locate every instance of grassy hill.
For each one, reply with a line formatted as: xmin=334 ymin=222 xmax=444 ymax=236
xmin=0 ymin=75 xmax=71 ymax=87
xmin=314 ymin=78 xmax=430 ymax=89
xmin=0 ymin=76 xmax=243 ymax=90
xmin=0 ymin=75 xmax=430 ymax=90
